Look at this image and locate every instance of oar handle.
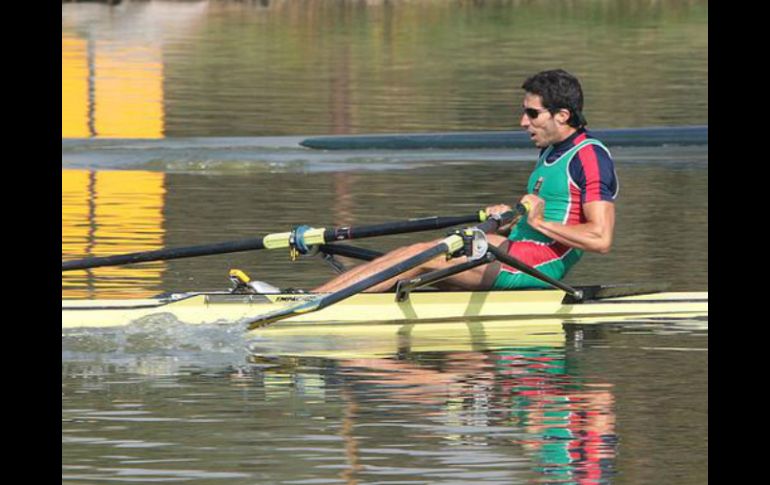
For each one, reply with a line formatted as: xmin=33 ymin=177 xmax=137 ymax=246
xmin=475 ymin=210 xmax=516 ymax=234
xmin=477 ymin=176 xmax=544 ymax=234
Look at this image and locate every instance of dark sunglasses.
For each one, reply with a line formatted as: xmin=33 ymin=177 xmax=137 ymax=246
xmin=522 ymin=106 xmax=550 ymax=119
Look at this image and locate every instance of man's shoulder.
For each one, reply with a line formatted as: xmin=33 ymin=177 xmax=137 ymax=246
xmin=574 ymin=133 xmax=614 ymax=163
xmin=578 ymin=132 xmax=610 ymax=148
xmin=568 ymin=132 xmax=618 ymax=185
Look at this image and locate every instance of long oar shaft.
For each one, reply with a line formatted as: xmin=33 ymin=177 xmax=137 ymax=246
xmin=247 ymin=234 xmax=465 ymax=329
xmin=323 ymin=213 xmax=485 ymax=241
xmin=62 ymin=212 xmax=486 ymax=271
xmin=318 ymin=241 xmax=458 ymax=308
xmin=62 ymin=239 xmax=268 ymax=271
xmin=318 ymin=244 xmax=383 ymax=261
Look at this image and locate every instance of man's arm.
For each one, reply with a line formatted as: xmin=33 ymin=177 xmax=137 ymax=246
xmin=522 ymin=196 xmax=615 ymax=254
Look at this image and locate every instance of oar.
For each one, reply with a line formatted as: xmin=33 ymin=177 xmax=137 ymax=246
xmin=246 ymin=210 xmax=521 ymax=330
xmin=245 ymin=232 xmax=468 ymax=329
xmin=476 ymin=176 xmax=543 ymax=233
xmin=62 ymin=212 xmax=489 ymax=271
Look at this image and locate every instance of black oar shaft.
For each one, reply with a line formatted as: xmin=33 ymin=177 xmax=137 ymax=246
xmin=62 ymin=212 xmax=485 ymax=271
xmin=323 ymin=214 xmax=483 ymax=241
xmin=475 ymin=210 xmax=516 ymax=234
xmin=61 ymin=239 xmax=268 ymax=271
xmin=318 ymin=244 xmax=383 ymax=261
xmin=319 ymin=242 xmax=452 ymax=308
xmin=247 ymin=235 xmax=462 ymax=329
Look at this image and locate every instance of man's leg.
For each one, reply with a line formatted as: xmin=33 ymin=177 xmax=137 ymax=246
xmin=313 ymin=235 xmax=509 ymax=293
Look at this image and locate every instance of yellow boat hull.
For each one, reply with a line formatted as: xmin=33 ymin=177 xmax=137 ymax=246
xmin=62 ymin=289 xmax=708 ymax=331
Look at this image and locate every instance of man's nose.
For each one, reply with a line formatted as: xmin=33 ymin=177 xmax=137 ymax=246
xmin=520 ymin=113 xmax=529 ymax=128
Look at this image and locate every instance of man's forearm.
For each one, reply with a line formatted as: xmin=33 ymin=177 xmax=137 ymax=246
xmin=530 ymin=219 xmax=613 ymax=254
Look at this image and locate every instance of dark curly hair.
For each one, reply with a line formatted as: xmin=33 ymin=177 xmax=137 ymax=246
xmin=522 ymin=69 xmax=587 ymax=128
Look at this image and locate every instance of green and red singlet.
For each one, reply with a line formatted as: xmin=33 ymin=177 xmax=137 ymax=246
xmin=493 ymin=129 xmax=618 ymax=289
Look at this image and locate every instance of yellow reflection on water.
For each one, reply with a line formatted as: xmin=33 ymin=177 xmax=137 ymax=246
xmin=62 ymin=169 xmax=166 ymax=299
xmin=61 ymin=33 xmax=164 ymax=139
xmin=62 ymin=35 xmax=90 ymax=138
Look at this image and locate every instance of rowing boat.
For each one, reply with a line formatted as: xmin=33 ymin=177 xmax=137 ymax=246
xmin=61 ymin=286 xmax=707 ymax=331
xmin=62 ymin=210 xmax=707 ymax=334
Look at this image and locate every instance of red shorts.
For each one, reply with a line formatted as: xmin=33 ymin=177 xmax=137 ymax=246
xmin=492 ymin=240 xmax=578 ymax=289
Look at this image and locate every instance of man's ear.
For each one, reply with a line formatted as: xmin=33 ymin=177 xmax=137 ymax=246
xmin=554 ymin=109 xmax=571 ymax=125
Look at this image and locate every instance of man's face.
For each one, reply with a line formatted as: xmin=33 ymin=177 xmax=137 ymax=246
xmin=520 ymin=93 xmax=560 ymax=148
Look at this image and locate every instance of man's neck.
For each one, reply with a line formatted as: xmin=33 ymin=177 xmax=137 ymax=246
xmin=553 ymin=127 xmax=578 ymax=145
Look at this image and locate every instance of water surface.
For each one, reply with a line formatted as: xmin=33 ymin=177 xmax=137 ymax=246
xmin=62 ymin=0 xmax=708 ymax=138
xmin=63 ymin=317 xmax=707 ymax=484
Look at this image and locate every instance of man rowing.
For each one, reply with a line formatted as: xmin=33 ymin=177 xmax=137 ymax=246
xmin=314 ymin=69 xmax=619 ymax=294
